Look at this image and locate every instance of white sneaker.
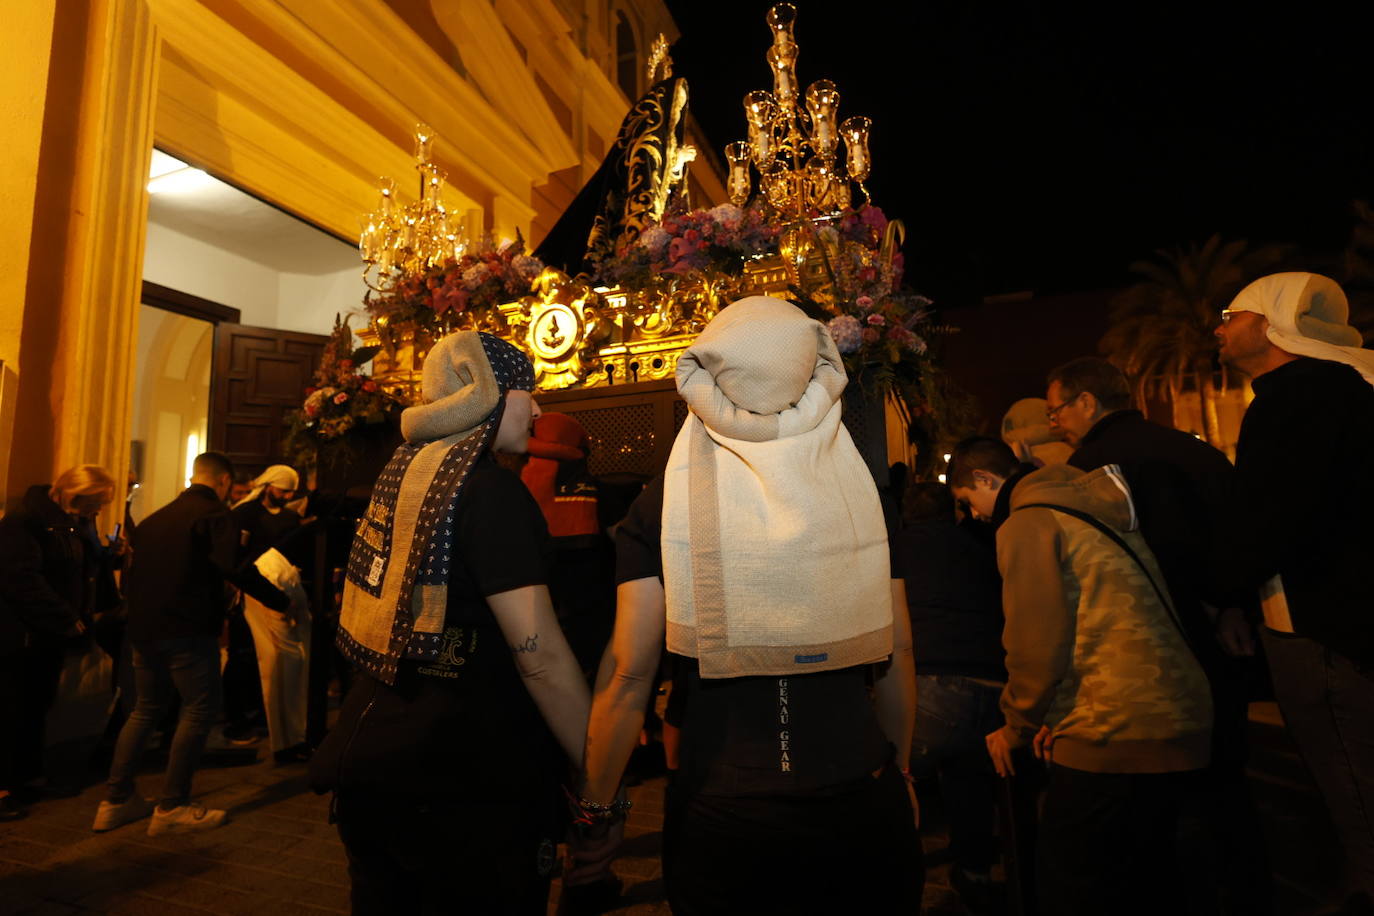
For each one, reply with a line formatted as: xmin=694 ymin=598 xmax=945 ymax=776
xmin=92 ymin=796 xmax=155 ymax=832
xmin=147 ymin=803 xmax=226 ymax=836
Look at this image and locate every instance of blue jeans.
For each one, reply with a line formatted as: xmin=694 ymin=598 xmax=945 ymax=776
xmin=911 ymin=674 xmax=1004 ymax=872
xmin=106 ymin=637 xmax=221 ymax=809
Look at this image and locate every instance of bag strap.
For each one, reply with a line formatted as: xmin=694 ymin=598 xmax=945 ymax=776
xmin=1017 ymin=502 xmax=1197 ymax=657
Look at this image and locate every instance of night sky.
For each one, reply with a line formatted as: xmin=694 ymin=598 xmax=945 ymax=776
xmin=665 ymin=1 xmax=1374 ymax=309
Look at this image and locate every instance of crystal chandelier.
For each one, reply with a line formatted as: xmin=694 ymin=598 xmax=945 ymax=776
xmin=358 ymin=125 xmax=466 ymax=293
xmin=725 ymin=4 xmax=872 ymax=221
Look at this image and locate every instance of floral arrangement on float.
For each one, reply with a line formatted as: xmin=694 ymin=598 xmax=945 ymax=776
xmin=362 ymin=232 xmax=545 ymax=351
xmin=592 ymin=202 xmax=780 ymax=290
xmin=589 ymin=197 xmax=953 ymax=429
xmin=284 ymin=316 xmax=407 ymax=468
xmin=803 ymin=205 xmax=945 ymax=425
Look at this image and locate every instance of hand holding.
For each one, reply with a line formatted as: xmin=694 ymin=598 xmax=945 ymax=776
xmin=1215 ymin=607 xmax=1256 ymax=657
xmin=985 ymin=728 xmax=1016 ymax=779
xmin=1032 ymin=725 xmax=1056 ymax=762
xmin=564 ymin=817 xmax=624 ymax=886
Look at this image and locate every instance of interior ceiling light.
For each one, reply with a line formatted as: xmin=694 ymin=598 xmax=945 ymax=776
xmin=148 ymin=167 xmax=215 ymax=195
xmin=149 ymin=149 xmax=186 ymax=179
xmin=148 ymin=149 xmax=215 ymax=194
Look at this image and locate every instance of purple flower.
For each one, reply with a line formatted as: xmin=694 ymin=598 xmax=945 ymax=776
xmin=638 ymin=226 xmax=672 ymax=259
xmin=511 ymin=255 xmax=543 ymax=281
xmin=861 ymin=206 xmax=888 ymax=234
xmin=827 ymin=315 xmax=863 ymax=354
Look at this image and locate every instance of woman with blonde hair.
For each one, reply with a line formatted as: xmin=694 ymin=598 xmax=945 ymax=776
xmin=0 ymin=464 xmax=123 ymax=819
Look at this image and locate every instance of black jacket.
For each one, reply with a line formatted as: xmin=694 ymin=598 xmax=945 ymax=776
xmin=124 ymin=484 xmax=289 ymax=643
xmin=231 ymin=500 xmax=307 ymax=568
xmin=894 ymin=517 xmax=1005 ymax=680
xmin=1227 ymin=358 xmax=1374 ymax=664
xmin=1069 ymin=409 xmax=1246 ymax=652
xmin=0 ymin=485 xmax=120 ymax=654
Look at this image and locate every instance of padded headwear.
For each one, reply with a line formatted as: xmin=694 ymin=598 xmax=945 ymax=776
xmin=400 ymin=331 xmax=534 ymax=443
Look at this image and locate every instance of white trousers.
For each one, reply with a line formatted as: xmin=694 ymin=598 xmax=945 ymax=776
xmin=242 ymin=592 xmax=311 ymax=752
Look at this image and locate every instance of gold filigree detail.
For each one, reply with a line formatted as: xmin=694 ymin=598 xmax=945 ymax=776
xmin=647 ymin=33 xmax=673 ymax=83
xmin=361 ymin=258 xmax=797 ymax=394
xmin=585 ymin=78 xmax=693 ymax=265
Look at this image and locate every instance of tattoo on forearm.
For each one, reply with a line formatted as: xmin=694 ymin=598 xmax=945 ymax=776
xmin=511 ymin=633 xmax=539 ymax=654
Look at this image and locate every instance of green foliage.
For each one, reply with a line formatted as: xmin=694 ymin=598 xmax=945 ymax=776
xmin=1101 ymin=234 xmax=1292 ymax=445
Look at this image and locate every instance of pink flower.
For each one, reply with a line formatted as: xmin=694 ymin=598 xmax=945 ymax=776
xmin=866 ymin=313 xmax=886 ymax=326
xmin=856 ymin=295 xmax=874 ymax=309
xmin=333 ymin=392 xmax=349 ymax=405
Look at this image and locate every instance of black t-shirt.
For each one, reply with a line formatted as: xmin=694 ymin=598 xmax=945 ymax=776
xmin=231 ymin=500 xmax=304 ymax=566
xmin=615 ymin=476 xmax=892 ymax=798
xmin=892 ymin=517 xmax=1006 ymax=680
xmin=313 ymin=456 xmax=560 ymax=801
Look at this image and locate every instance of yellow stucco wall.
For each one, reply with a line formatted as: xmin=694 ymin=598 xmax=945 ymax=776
xmin=2 ymin=0 xmax=723 ymax=521
xmin=0 ymin=2 xmax=58 ymax=497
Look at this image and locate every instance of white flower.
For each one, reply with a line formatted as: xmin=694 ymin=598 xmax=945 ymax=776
xmin=708 ymin=203 xmax=743 ymax=225
xmin=638 ymin=226 xmax=671 ymax=252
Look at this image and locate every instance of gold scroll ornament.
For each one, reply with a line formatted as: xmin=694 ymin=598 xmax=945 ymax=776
xmin=362 ymin=255 xmax=797 ymax=396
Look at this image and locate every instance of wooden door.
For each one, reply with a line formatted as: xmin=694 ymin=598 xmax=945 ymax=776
xmin=209 ymin=323 xmax=328 ymax=477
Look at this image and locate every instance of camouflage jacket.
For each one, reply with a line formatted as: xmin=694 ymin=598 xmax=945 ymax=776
xmin=994 ymin=464 xmax=1212 ymax=774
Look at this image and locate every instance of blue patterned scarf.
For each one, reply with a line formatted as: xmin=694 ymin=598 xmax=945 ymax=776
xmin=337 ymin=332 xmax=534 ymax=684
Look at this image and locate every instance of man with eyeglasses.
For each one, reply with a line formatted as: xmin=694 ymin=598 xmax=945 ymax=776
xmin=1043 ymin=356 xmax=1270 ymax=913
xmin=1217 ymin=272 xmax=1374 ymax=913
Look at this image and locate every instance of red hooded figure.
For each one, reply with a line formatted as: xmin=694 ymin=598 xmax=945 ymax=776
xmin=520 ymin=413 xmax=600 ymax=539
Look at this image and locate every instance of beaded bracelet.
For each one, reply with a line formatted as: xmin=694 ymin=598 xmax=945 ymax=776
xmin=566 ymin=786 xmax=633 ymax=826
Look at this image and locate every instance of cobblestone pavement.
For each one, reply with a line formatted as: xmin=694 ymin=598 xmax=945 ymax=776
xmin=0 ymin=704 xmax=1348 ymax=914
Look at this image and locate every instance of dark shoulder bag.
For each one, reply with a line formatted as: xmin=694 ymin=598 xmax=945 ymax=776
xmin=1017 ymin=502 xmax=1199 ymax=659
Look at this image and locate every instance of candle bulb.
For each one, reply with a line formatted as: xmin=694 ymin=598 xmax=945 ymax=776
xmin=840 ymin=116 xmax=872 ymax=182
xmin=725 ymin=141 xmax=753 ymax=206
xmin=767 ymin=42 xmax=798 ymax=106
xmin=766 ymin=3 xmax=797 ymax=47
xmin=806 ymin=80 xmax=840 ymax=158
xmin=744 ymin=90 xmax=776 ymax=165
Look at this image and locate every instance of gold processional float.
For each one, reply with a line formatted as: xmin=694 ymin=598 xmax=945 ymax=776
xmin=292 ymin=4 xmax=952 ymax=476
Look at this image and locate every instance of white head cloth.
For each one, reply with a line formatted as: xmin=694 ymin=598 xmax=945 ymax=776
xmin=1228 ymin=272 xmax=1374 ymax=386
xmin=232 ymin=464 xmax=300 ymax=508
xmin=661 ymin=296 xmax=893 ymax=678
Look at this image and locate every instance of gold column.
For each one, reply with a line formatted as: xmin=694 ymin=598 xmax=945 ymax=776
xmin=0 ymin=1 xmax=58 ymax=510
xmin=5 ymin=0 xmax=158 ymax=531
